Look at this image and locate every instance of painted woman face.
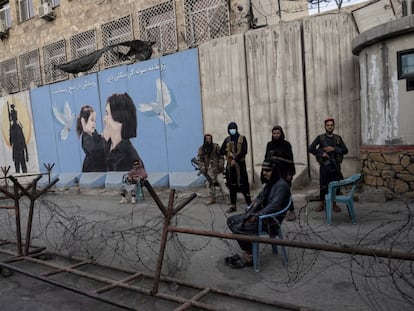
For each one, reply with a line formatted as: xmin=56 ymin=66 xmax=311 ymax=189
xmin=83 ymin=111 xmax=96 ymax=135
xmin=104 ymin=103 xmax=122 ymax=139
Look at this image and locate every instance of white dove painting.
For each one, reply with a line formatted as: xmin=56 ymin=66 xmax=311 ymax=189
xmin=52 ymin=101 xmax=75 ymax=140
xmin=138 ymin=79 xmax=174 ymax=125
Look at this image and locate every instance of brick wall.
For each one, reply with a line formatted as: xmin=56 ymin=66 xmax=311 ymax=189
xmin=361 ymin=146 xmax=414 ymax=200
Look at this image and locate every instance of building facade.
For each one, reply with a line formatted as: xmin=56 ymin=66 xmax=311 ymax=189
xmin=353 ymin=14 xmax=414 ymax=200
xmin=0 ymin=0 xmax=309 ymax=93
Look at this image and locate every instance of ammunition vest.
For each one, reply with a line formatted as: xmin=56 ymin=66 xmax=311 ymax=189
xmin=317 ymin=134 xmax=344 ymax=164
xmin=226 ymin=135 xmax=245 ymax=162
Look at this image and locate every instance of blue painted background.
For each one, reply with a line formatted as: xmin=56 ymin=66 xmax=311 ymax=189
xmin=30 ymin=48 xmax=204 ymax=186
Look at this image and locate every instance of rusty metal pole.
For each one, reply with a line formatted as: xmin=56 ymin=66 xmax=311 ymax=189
xmin=169 ymin=226 xmax=414 ymax=261
xmin=3 ymin=175 xmax=59 ymax=256
xmin=24 ymin=200 xmax=36 ymax=255
xmin=6 ymin=175 xmax=59 ymax=256
xmin=43 ymin=163 xmax=55 ymax=185
xmin=151 ymin=189 xmax=175 ymax=295
xmin=141 ymin=179 xmax=168 ymax=217
xmin=1 ymin=166 xmax=10 ymax=191
xmin=23 ymin=177 xmax=40 ymax=256
xmin=23 ymin=177 xmax=59 ymax=255
xmin=13 ymin=182 xmax=23 ymax=256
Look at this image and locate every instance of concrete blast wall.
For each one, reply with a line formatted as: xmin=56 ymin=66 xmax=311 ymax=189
xmin=303 ymin=13 xmax=361 ymax=180
xmin=199 ymin=13 xmax=361 ymax=188
xmin=245 ymin=22 xmax=307 ymax=185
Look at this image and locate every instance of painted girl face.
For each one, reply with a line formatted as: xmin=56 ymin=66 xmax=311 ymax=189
xmin=272 ymin=129 xmax=282 ymax=140
xmin=83 ymin=111 xmax=96 ymax=134
xmin=104 ymin=103 xmax=122 ymax=139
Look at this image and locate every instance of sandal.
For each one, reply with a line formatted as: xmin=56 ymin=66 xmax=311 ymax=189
xmin=315 ymin=202 xmax=325 ymax=212
xmin=333 ymin=203 xmax=341 ymax=212
xmin=228 ymin=256 xmax=253 ymax=269
xmin=226 ymin=206 xmax=237 ymax=213
xmin=225 ymin=254 xmax=240 ymax=266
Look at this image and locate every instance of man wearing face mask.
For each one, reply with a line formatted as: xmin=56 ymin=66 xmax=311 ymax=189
xmin=220 ymin=122 xmax=252 ymax=213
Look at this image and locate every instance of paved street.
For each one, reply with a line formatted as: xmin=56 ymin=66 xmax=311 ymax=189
xmin=0 ymin=184 xmax=413 ymax=310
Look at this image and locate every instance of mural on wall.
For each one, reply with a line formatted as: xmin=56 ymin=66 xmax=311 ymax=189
xmin=0 ymin=91 xmax=39 ymax=174
xmin=101 ymin=92 xmax=142 ymax=172
xmin=28 ymin=48 xmax=203 ymax=185
xmin=138 ymin=78 xmax=175 ymax=126
xmin=52 ymin=101 xmax=76 ymax=141
xmin=76 ymin=104 xmax=106 ymax=172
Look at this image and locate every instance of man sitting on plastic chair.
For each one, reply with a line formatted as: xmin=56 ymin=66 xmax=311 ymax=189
xmin=226 ymin=158 xmax=291 ymax=269
xmin=252 ymin=197 xmax=292 ymax=271
xmin=119 ymin=159 xmax=148 ymax=204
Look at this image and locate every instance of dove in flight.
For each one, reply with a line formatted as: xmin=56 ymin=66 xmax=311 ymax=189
xmin=52 ymin=101 xmax=75 ymax=140
xmin=138 ymin=79 xmax=173 ymax=125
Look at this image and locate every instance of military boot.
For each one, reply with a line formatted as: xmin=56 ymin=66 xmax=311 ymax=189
xmin=207 ymin=186 xmax=216 ymax=205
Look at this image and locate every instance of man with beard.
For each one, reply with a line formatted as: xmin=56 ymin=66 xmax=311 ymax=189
xmin=225 ymin=158 xmax=291 ymax=269
xmin=309 ymin=118 xmax=348 ymax=212
xmin=220 ymin=122 xmax=252 ymax=213
xmin=197 ymin=134 xmax=228 ymax=205
xmin=265 ymin=125 xmax=296 ymax=221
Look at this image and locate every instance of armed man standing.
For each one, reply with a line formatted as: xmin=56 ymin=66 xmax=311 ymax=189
xmin=220 ymin=122 xmax=252 ymax=213
xmin=309 ymin=118 xmax=348 ymax=212
xmin=197 ymin=134 xmax=229 ymax=205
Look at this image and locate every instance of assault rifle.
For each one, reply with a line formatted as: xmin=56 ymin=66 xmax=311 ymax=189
xmin=191 ymin=157 xmax=213 ymax=185
xmin=321 ymin=153 xmax=343 ymax=180
xmin=191 ymin=157 xmax=200 ymax=171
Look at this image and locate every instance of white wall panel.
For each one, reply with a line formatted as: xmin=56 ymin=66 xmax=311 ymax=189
xmin=303 ymin=13 xmax=361 ymax=178
xmin=245 ymin=22 xmax=308 ymax=186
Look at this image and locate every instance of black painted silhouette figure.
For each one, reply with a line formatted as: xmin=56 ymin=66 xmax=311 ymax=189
xmin=8 ymin=103 xmax=28 ymax=173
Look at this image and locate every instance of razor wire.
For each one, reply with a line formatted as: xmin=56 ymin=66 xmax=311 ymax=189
xmin=0 ymin=190 xmax=413 ymax=310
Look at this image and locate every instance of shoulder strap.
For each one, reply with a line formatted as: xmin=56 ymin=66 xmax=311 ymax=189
xmin=319 ymin=133 xmax=342 ymax=146
xmin=318 ymin=134 xmax=326 ymax=146
xmin=333 ymin=134 xmax=342 ymax=145
xmin=237 ymin=135 xmax=245 ymax=155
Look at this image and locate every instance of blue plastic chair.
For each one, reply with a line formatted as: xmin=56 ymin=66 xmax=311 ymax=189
xmin=252 ymin=197 xmax=292 ymax=272
xmin=324 ymin=173 xmax=362 ymax=225
xmin=134 ymin=181 xmax=144 ymax=202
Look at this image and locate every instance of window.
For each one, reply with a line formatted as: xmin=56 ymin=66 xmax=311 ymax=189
xmin=19 ymin=49 xmax=42 ymax=90
xmin=397 ymin=49 xmax=414 ymax=79
xmin=43 ymin=40 xmax=68 ymax=83
xmin=138 ymin=1 xmax=177 ymax=54
xmin=101 ymin=15 xmax=133 ymax=68
xmin=51 ymin=0 xmax=60 ymax=7
xmin=407 ymin=78 xmax=414 ymax=91
xmin=0 ymin=58 xmax=19 ymax=93
xmin=0 ymin=2 xmax=11 ymax=29
xmin=184 ymin=0 xmax=230 ymax=47
xmin=18 ymin=0 xmax=34 ymax=22
xmin=41 ymin=0 xmax=60 ymax=7
xmin=70 ymin=30 xmax=98 ymax=73
xmin=397 ymin=48 xmax=414 ymax=92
